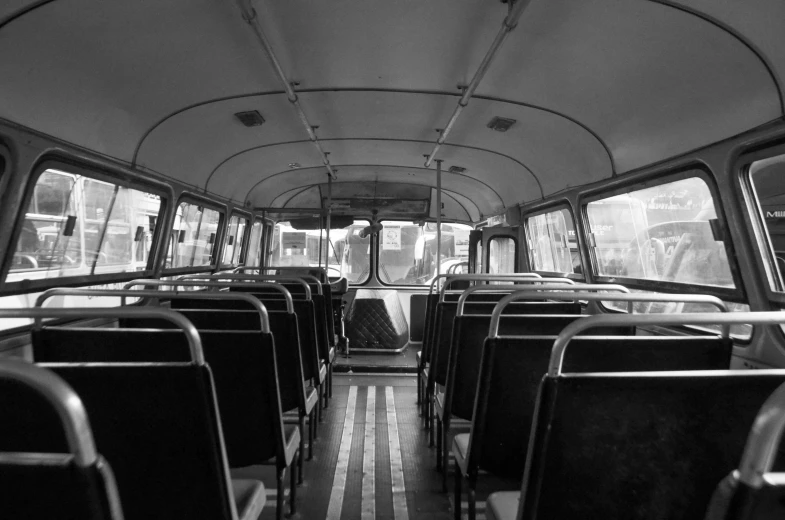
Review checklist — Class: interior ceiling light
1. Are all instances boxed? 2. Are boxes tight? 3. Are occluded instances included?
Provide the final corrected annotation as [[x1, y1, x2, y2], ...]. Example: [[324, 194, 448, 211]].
[[448, 165, 466, 173], [234, 110, 265, 127], [487, 116, 516, 132], [288, 163, 301, 169]]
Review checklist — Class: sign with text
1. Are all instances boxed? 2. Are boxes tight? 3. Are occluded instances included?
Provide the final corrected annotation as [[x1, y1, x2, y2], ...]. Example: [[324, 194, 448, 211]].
[[382, 226, 401, 250]]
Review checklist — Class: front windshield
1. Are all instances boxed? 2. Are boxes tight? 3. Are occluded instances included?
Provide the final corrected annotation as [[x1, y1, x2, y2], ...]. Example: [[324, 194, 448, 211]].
[[269, 219, 370, 282], [378, 221, 472, 285]]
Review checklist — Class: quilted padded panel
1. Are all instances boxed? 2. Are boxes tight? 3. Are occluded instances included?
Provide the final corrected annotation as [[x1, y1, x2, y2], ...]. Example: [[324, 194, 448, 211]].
[[346, 289, 409, 350]]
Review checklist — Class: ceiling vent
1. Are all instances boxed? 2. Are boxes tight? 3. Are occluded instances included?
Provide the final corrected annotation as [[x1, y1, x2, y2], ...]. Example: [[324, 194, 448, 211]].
[[234, 110, 265, 127], [487, 116, 516, 132], [448, 165, 466, 174]]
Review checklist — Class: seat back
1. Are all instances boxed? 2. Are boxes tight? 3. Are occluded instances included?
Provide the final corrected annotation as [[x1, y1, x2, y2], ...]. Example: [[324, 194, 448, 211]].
[[33, 328, 192, 362], [0, 360, 123, 520], [519, 372, 785, 520], [446, 314, 607, 423], [259, 298, 324, 380], [47, 363, 235, 520], [430, 301, 582, 387], [32, 326, 287, 468], [467, 335, 733, 482]]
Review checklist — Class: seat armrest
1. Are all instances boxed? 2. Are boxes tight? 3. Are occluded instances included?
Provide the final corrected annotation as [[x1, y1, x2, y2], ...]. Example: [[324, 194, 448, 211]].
[[232, 478, 266, 520]]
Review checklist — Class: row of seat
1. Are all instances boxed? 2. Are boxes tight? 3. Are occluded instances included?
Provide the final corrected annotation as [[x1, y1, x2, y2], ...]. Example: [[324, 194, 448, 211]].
[[0, 269, 340, 520], [416, 274, 785, 520]]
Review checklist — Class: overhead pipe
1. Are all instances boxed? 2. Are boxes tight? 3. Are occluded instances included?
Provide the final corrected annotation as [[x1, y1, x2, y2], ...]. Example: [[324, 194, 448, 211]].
[[424, 0, 531, 168], [233, 0, 337, 180]]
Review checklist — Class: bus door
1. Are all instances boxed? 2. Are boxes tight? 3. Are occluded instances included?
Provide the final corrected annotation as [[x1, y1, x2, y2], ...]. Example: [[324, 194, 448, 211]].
[[467, 229, 483, 274], [481, 226, 523, 274]]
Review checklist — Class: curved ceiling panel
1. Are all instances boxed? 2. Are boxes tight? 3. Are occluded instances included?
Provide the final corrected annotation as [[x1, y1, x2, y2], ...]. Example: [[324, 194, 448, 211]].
[[274, 183, 473, 222], [247, 165, 499, 219], [0, 0, 280, 161], [269, 182, 479, 222], [215, 140, 536, 210], [135, 91, 607, 198], [478, 0, 779, 172], [669, 0, 785, 101], [256, 0, 506, 93]]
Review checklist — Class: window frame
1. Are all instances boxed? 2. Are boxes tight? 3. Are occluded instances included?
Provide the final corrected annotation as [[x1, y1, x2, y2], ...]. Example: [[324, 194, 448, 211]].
[[2, 159, 170, 296], [485, 234, 519, 275], [375, 220, 473, 287], [523, 203, 585, 279], [244, 217, 265, 268], [161, 193, 225, 276], [738, 142, 785, 304], [579, 165, 746, 302], [220, 210, 252, 268]]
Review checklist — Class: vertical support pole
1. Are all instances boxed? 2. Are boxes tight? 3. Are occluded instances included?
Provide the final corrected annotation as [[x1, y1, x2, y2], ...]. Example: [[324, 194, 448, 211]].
[[435, 159, 443, 278], [260, 210, 267, 271], [326, 175, 332, 276]]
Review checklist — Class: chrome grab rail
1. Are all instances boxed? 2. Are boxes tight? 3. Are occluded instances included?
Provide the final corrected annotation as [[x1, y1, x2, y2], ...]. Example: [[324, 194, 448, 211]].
[[124, 279, 295, 314], [219, 273, 322, 295], [457, 283, 630, 316], [542, 309, 785, 378], [491, 291, 729, 341], [428, 272, 541, 298], [235, 265, 329, 283], [182, 273, 314, 299], [34, 288, 270, 334], [0, 357, 98, 467], [5, 307, 204, 365], [447, 262, 469, 275], [738, 380, 785, 488], [439, 275, 572, 302]]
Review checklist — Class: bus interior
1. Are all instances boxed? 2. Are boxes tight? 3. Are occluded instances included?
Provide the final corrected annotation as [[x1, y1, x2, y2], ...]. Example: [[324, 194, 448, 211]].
[[1, 1, 785, 519]]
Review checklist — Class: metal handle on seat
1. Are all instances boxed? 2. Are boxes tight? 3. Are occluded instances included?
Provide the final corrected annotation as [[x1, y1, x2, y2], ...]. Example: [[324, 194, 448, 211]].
[[458, 283, 630, 316], [738, 381, 785, 488], [2, 307, 205, 365], [428, 272, 541, 297], [34, 288, 270, 334], [439, 275, 572, 302], [490, 292, 728, 341], [125, 279, 295, 314], [0, 358, 98, 467], [447, 262, 469, 274], [235, 265, 329, 283], [545, 309, 783, 377], [182, 274, 314, 299]]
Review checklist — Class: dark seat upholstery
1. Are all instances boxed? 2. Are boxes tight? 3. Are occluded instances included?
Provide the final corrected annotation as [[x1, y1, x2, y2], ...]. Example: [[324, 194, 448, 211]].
[[46, 363, 260, 520], [512, 372, 785, 520], [453, 335, 733, 520], [33, 324, 302, 517], [0, 361, 123, 520], [436, 314, 624, 478], [425, 300, 581, 445]]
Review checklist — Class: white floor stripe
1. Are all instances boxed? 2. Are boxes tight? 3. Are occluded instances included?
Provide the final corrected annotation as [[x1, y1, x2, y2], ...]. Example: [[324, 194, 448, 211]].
[[386, 386, 409, 520], [361, 386, 376, 520], [326, 386, 358, 519]]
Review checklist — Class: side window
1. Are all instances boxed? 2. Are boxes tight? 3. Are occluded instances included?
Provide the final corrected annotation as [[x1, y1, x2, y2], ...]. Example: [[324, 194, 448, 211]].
[[166, 201, 221, 269], [748, 153, 785, 291], [245, 220, 264, 267], [586, 175, 735, 288], [525, 207, 579, 274], [488, 236, 517, 274], [221, 214, 249, 266], [8, 168, 163, 279]]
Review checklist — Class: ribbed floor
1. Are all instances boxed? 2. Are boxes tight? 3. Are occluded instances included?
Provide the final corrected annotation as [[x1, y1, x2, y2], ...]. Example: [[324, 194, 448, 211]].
[[235, 373, 512, 519]]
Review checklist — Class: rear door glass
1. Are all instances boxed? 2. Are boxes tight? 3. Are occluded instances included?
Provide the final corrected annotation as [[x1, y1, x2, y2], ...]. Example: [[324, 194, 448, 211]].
[[526, 207, 579, 274]]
